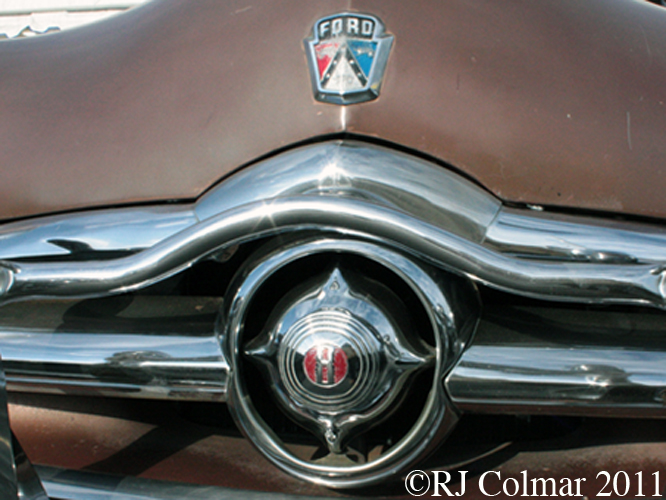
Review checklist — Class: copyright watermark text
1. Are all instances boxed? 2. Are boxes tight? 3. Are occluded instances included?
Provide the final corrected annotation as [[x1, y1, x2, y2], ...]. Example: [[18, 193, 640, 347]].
[[405, 470, 663, 497]]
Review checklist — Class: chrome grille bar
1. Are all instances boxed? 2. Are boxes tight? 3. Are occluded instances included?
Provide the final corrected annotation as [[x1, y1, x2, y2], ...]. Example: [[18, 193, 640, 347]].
[[447, 345, 666, 416], [0, 331, 227, 401], [0, 295, 226, 402]]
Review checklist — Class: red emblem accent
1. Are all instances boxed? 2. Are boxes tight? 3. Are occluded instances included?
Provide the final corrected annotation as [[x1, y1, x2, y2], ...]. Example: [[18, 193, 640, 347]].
[[304, 345, 348, 386], [314, 42, 340, 79]]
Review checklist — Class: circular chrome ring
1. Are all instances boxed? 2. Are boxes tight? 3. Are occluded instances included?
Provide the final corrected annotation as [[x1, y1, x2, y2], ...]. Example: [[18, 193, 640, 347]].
[[222, 238, 461, 488], [278, 310, 380, 410]]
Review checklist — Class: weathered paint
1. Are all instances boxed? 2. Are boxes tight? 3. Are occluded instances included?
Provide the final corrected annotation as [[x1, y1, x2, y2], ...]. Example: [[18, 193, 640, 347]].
[[0, 0, 666, 220]]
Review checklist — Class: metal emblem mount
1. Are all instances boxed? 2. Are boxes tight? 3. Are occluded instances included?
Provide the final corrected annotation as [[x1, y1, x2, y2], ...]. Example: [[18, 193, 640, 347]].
[[305, 13, 394, 105]]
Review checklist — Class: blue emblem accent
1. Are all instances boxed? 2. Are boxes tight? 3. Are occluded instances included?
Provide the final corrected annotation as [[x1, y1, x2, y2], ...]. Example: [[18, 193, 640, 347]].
[[348, 40, 378, 79], [305, 13, 394, 105]]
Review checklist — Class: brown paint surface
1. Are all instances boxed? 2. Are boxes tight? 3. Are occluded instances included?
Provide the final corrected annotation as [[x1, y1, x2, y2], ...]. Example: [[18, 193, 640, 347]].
[[1, 0, 666, 220]]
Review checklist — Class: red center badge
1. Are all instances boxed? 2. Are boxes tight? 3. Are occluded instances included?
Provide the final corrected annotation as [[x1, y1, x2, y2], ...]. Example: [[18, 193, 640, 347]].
[[304, 345, 348, 387]]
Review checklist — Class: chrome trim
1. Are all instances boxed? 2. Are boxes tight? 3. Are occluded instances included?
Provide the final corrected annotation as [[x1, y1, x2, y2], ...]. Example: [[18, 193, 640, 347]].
[[11, 437, 48, 499], [0, 354, 18, 500], [36, 466, 337, 500], [4, 141, 665, 270], [0, 296, 227, 402], [194, 141, 500, 243], [2, 196, 666, 308], [0, 141, 500, 261], [0, 331, 227, 401], [224, 238, 469, 488], [0, 354, 49, 499], [0, 206, 197, 260], [486, 207, 666, 264], [447, 345, 666, 416], [445, 301, 666, 416], [245, 265, 434, 454], [1, 142, 666, 308], [2, 140, 666, 490], [1, 141, 666, 414]]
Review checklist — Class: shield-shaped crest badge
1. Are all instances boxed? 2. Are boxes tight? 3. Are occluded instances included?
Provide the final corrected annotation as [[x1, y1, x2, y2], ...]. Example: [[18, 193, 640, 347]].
[[305, 13, 394, 105]]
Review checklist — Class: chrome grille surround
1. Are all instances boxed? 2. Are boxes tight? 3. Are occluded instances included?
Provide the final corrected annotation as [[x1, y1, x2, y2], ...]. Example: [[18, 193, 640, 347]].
[[1, 141, 666, 489]]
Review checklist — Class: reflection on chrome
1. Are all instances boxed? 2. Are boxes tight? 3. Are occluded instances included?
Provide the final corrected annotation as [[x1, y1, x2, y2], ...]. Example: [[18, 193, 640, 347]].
[[0, 142, 666, 310], [2, 196, 666, 308], [1, 141, 666, 487], [448, 346, 666, 414], [0, 331, 227, 401], [222, 238, 473, 488], [0, 354, 49, 499]]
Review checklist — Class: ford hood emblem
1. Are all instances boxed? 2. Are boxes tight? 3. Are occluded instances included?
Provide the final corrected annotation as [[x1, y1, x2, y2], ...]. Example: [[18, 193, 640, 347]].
[[305, 13, 394, 105]]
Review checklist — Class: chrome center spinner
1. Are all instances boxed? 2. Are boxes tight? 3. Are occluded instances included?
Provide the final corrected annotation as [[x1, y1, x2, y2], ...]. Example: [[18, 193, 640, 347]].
[[223, 238, 479, 488], [245, 267, 431, 453]]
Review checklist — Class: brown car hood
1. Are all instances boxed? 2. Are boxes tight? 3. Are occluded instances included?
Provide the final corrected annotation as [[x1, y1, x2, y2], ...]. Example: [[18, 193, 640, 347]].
[[1, 0, 666, 221]]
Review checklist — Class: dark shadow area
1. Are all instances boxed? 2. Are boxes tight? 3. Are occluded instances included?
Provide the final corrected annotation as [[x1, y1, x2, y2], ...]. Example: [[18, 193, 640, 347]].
[[82, 424, 215, 476]]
